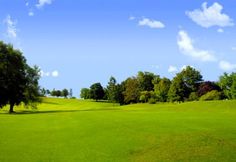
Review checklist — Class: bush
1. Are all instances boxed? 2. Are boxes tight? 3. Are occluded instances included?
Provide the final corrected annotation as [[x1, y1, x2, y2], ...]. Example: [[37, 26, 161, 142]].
[[199, 90, 222, 101], [148, 98, 156, 104], [188, 92, 199, 101]]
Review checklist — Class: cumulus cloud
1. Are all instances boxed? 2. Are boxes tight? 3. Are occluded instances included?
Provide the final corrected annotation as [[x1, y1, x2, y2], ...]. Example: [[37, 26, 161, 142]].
[[52, 70, 59, 77], [168, 66, 178, 73], [138, 18, 165, 29], [219, 60, 236, 71], [4, 15, 17, 39], [177, 30, 216, 62], [186, 2, 234, 28], [36, 0, 53, 8]]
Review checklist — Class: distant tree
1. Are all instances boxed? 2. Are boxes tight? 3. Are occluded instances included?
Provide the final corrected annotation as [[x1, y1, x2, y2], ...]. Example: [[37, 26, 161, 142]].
[[46, 89, 51, 96], [0, 41, 41, 113], [154, 77, 171, 102], [123, 77, 140, 104], [51, 89, 56, 97], [80, 88, 90, 99], [40, 88, 46, 97], [62, 89, 69, 98], [69, 88, 73, 98], [51, 89, 61, 97], [107, 76, 118, 103], [137, 71, 157, 91], [90, 83, 105, 101], [197, 81, 221, 97], [55, 90, 62, 97]]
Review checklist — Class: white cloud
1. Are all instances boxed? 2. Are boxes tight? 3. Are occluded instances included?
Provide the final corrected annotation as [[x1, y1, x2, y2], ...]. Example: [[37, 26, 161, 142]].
[[138, 18, 165, 29], [129, 16, 135, 20], [186, 2, 234, 28], [219, 60, 236, 71], [217, 28, 224, 33], [40, 70, 59, 77], [4, 15, 17, 39], [28, 11, 34, 16], [177, 30, 216, 62], [168, 66, 178, 73], [52, 70, 59, 77], [36, 0, 53, 8]]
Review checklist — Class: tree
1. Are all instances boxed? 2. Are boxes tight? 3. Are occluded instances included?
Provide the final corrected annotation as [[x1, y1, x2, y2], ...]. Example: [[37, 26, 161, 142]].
[[168, 66, 202, 102], [137, 71, 157, 91], [0, 41, 41, 113], [123, 77, 140, 104], [218, 72, 236, 99], [80, 88, 90, 99], [168, 75, 185, 102], [90, 83, 105, 101], [107, 76, 118, 103], [154, 77, 171, 102], [62, 89, 69, 98]]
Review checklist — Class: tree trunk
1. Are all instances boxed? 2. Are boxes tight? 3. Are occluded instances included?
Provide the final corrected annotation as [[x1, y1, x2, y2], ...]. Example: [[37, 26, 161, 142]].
[[9, 103, 15, 113]]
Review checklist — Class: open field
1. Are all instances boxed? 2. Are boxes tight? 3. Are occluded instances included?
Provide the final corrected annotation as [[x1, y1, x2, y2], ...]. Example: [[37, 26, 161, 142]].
[[1, 98, 236, 162]]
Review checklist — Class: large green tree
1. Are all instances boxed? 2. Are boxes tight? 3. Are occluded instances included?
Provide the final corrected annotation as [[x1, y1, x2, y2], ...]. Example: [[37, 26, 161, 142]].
[[218, 72, 236, 99], [154, 77, 171, 102], [168, 66, 202, 102], [90, 83, 105, 101], [137, 71, 157, 91], [0, 41, 41, 113], [123, 77, 140, 104], [80, 88, 90, 99]]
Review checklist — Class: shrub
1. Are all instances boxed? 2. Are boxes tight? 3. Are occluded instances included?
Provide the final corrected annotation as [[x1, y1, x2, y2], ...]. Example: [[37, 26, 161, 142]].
[[188, 92, 199, 101], [199, 90, 222, 101], [148, 98, 156, 104]]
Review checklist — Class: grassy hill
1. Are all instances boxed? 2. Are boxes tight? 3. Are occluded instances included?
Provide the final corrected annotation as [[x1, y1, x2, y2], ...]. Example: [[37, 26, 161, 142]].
[[1, 98, 236, 162]]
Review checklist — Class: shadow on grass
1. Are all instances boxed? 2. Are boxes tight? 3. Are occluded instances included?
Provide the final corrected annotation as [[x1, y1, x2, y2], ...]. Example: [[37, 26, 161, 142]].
[[0, 108, 122, 115]]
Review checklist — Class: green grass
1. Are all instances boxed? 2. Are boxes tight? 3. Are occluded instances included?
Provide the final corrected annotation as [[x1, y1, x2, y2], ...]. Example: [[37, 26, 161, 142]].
[[1, 98, 236, 162]]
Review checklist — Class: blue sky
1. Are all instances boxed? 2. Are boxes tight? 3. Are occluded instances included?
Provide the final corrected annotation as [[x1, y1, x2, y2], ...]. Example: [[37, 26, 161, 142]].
[[1, 0, 236, 97]]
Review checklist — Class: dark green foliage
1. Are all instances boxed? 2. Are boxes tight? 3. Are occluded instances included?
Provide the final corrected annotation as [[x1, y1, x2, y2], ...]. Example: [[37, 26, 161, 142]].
[[137, 71, 157, 91], [154, 77, 171, 102], [139, 91, 153, 103], [90, 83, 105, 101], [188, 92, 199, 101], [168, 75, 186, 102], [123, 77, 140, 104], [148, 98, 156, 104], [168, 66, 202, 102], [62, 89, 69, 98], [0, 41, 41, 112], [80, 88, 90, 99], [199, 90, 222, 101]]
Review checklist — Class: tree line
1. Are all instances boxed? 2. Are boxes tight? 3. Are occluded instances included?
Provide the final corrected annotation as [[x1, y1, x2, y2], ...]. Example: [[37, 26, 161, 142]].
[[40, 88, 74, 98], [80, 67, 236, 105]]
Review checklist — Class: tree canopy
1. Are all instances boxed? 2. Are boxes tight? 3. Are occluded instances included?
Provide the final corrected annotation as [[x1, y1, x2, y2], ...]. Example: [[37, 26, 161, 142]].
[[0, 41, 41, 113]]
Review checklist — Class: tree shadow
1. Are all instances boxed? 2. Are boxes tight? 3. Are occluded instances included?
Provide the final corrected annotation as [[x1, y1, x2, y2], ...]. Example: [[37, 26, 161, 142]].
[[0, 108, 122, 115]]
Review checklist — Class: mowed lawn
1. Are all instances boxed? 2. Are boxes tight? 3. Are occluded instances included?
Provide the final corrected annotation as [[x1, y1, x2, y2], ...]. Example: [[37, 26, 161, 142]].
[[1, 98, 236, 162]]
